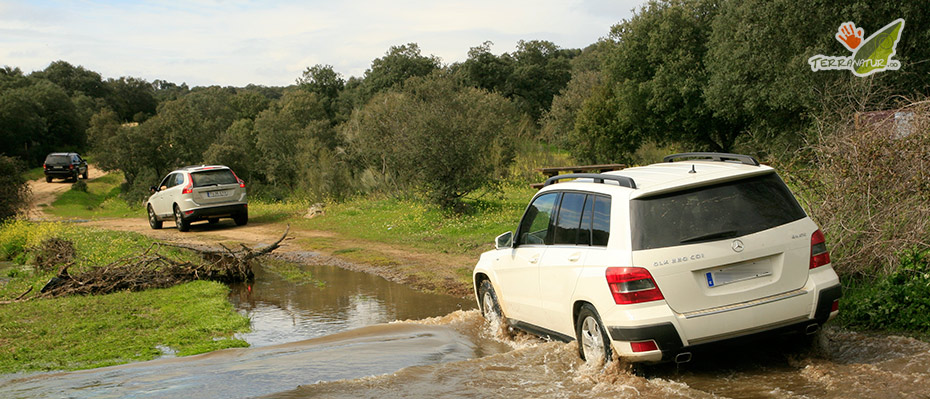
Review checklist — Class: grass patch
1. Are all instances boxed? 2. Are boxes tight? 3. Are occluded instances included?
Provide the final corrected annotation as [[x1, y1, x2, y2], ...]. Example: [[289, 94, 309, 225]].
[[48, 172, 140, 219], [0, 280, 249, 373], [0, 220, 250, 373], [293, 182, 537, 258], [22, 167, 45, 181]]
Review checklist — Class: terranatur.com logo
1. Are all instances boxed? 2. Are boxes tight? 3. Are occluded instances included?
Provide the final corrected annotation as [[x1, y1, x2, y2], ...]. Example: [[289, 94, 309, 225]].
[[808, 19, 904, 77]]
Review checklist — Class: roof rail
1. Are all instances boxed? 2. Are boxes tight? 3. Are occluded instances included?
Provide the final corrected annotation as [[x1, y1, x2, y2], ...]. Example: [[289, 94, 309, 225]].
[[544, 173, 637, 189], [663, 152, 760, 166]]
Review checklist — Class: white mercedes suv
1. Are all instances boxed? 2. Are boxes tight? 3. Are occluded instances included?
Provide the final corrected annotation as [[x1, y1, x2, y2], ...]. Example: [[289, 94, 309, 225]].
[[473, 153, 841, 365], [146, 165, 248, 232]]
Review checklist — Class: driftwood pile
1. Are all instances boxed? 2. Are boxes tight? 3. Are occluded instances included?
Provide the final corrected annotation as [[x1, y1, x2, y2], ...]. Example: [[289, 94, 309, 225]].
[[3, 226, 289, 303]]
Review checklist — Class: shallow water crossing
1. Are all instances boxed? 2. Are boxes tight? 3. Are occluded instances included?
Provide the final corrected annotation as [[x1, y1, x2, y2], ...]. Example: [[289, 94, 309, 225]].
[[2, 260, 930, 398]]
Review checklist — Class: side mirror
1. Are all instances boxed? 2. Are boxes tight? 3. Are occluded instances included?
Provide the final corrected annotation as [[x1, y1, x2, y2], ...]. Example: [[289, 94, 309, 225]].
[[150, 186, 157, 194], [495, 231, 513, 250]]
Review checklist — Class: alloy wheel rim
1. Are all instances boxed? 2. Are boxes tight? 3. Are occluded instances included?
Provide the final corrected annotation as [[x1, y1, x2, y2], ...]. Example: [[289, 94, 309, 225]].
[[581, 316, 605, 363]]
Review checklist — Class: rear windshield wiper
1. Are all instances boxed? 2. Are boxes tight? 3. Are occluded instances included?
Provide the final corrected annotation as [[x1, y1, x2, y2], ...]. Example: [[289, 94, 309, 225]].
[[680, 230, 738, 244]]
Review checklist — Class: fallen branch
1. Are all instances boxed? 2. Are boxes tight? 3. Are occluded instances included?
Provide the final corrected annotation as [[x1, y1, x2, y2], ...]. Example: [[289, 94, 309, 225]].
[[2, 227, 290, 302]]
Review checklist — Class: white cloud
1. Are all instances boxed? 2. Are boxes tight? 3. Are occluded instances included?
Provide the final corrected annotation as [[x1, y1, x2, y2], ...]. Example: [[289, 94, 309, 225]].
[[0, 0, 641, 86]]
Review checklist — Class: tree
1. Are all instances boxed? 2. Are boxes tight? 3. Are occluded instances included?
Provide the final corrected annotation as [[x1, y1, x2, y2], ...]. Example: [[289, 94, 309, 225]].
[[362, 43, 440, 99], [30, 60, 108, 98], [105, 77, 157, 122], [344, 72, 519, 209], [296, 64, 345, 120], [0, 156, 30, 221], [458, 41, 514, 94], [507, 40, 576, 121]]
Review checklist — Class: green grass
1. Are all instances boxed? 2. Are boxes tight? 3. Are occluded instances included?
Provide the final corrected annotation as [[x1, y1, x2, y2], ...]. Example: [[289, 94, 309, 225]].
[[0, 281, 249, 373], [0, 221, 250, 373], [22, 167, 45, 181], [48, 172, 141, 219], [292, 182, 538, 257]]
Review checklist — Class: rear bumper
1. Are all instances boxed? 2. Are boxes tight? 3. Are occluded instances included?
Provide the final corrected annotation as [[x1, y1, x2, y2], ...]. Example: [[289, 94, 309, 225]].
[[182, 203, 247, 222], [44, 169, 77, 177], [604, 267, 842, 363]]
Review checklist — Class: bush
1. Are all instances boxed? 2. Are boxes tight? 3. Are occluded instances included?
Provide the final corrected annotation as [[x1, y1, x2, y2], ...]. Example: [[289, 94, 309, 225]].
[[344, 72, 521, 209], [0, 155, 30, 221], [789, 102, 930, 276], [839, 249, 930, 334], [71, 179, 88, 193]]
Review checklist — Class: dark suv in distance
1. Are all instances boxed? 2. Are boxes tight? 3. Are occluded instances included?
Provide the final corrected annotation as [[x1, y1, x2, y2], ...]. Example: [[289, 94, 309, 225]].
[[43, 152, 88, 182]]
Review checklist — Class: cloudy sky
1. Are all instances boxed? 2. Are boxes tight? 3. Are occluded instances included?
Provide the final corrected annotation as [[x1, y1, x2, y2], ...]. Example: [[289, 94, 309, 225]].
[[1, 0, 644, 87]]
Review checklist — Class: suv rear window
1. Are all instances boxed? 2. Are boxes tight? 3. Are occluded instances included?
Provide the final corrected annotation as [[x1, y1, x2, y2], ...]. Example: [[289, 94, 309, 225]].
[[630, 173, 806, 250], [191, 169, 238, 188], [45, 155, 71, 164]]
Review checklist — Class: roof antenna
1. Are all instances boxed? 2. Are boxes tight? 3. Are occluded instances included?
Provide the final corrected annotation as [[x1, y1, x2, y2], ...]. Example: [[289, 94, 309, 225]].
[[689, 164, 697, 174]]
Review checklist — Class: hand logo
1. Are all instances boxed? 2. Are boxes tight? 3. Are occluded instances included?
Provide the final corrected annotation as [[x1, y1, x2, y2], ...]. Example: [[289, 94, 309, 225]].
[[836, 22, 864, 52]]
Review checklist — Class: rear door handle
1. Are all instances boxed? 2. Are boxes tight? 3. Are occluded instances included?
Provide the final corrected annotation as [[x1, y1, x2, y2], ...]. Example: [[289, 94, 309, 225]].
[[568, 252, 582, 262], [528, 255, 540, 264]]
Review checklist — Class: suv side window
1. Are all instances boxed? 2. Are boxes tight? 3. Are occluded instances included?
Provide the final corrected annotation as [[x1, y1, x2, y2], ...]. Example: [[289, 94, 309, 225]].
[[592, 195, 611, 246], [517, 193, 559, 246], [553, 192, 586, 245], [159, 174, 174, 190], [174, 173, 185, 187]]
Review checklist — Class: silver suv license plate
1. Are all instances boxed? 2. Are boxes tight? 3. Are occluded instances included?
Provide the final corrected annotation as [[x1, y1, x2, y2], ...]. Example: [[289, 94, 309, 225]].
[[206, 190, 231, 198]]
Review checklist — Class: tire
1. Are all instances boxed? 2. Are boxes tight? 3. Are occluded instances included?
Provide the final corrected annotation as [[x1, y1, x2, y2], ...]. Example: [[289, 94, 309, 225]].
[[148, 205, 163, 229], [207, 218, 219, 225], [174, 205, 190, 232], [575, 304, 612, 365], [233, 210, 248, 226], [46, 175, 52, 183], [478, 279, 503, 323], [70, 173, 78, 182], [82, 169, 88, 179]]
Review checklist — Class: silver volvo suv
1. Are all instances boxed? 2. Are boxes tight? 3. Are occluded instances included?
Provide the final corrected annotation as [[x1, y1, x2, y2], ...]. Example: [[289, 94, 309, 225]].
[[146, 165, 248, 232]]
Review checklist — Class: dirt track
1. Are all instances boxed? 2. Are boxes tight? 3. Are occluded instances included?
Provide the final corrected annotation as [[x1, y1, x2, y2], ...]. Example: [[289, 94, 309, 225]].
[[25, 165, 108, 220]]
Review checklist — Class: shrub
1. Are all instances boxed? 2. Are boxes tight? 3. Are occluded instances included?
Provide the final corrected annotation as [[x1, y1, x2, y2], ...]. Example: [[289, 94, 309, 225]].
[[344, 72, 521, 209], [839, 249, 930, 334], [789, 102, 930, 276], [0, 156, 30, 221], [71, 179, 88, 193]]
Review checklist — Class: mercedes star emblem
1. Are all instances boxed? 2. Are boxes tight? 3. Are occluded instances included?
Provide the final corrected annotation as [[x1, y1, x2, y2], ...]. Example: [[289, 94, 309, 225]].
[[732, 239, 744, 253]]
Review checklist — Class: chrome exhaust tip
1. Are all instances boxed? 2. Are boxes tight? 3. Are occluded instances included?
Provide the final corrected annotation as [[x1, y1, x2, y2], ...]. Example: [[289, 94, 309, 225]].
[[674, 352, 692, 364], [805, 323, 820, 335]]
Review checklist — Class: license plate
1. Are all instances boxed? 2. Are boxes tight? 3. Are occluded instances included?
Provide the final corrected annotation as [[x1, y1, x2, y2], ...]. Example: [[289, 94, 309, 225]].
[[705, 261, 772, 287], [206, 190, 231, 198]]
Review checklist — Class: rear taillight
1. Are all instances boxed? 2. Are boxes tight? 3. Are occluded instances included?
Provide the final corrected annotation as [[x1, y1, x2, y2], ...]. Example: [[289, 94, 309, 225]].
[[68, 164, 74, 170], [43, 163, 47, 170], [830, 299, 839, 313], [181, 173, 193, 194], [230, 170, 245, 188], [810, 229, 831, 269], [606, 267, 664, 305]]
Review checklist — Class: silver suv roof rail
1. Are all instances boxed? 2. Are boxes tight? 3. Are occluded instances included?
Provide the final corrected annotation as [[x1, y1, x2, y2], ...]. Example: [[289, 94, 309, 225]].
[[663, 152, 760, 166], [544, 173, 637, 189]]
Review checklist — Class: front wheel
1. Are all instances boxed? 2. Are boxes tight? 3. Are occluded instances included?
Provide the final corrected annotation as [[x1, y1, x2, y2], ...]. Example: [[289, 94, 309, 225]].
[[174, 205, 190, 232], [478, 280, 503, 323], [575, 304, 612, 365], [148, 205, 163, 229]]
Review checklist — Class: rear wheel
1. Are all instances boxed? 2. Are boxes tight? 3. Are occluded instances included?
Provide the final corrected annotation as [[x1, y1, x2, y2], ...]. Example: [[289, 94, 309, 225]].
[[82, 169, 88, 179], [45, 175, 52, 183], [576, 304, 612, 365], [148, 205, 163, 229], [174, 205, 190, 232], [233, 211, 248, 226]]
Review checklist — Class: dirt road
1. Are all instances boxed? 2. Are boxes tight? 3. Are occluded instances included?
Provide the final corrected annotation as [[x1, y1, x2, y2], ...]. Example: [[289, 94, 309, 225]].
[[25, 165, 108, 220]]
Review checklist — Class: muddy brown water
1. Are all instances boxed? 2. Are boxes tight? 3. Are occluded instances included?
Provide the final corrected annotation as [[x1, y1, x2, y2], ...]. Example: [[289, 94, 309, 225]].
[[2, 260, 930, 398]]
